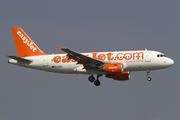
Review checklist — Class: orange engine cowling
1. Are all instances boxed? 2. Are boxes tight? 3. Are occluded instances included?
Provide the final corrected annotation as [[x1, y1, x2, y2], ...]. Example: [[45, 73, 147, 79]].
[[104, 63, 123, 74], [106, 71, 130, 81]]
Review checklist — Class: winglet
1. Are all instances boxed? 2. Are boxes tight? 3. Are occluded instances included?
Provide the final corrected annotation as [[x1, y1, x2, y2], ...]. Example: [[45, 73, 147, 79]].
[[57, 46, 63, 51]]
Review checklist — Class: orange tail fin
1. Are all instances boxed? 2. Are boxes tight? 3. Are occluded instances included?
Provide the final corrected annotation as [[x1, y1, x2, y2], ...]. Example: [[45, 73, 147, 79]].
[[11, 27, 47, 57]]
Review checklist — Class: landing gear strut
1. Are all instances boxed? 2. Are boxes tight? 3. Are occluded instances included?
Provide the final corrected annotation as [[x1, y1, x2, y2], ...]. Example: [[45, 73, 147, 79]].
[[88, 74, 102, 86], [147, 70, 152, 81]]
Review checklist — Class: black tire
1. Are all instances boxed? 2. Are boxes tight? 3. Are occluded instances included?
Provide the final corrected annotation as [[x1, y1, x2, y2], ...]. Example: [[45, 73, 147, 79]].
[[147, 77, 152, 81], [94, 80, 100, 86], [88, 75, 95, 82]]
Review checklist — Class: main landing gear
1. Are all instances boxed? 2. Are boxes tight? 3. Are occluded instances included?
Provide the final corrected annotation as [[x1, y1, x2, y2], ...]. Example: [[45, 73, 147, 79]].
[[88, 74, 102, 86], [147, 70, 152, 81]]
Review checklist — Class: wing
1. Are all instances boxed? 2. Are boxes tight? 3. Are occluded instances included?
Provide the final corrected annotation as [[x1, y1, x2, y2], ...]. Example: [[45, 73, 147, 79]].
[[57, 46, 104, 68]]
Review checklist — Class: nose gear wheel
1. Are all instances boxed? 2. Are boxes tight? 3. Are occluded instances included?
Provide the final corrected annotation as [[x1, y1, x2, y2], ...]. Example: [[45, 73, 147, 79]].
[[147, 70, 152, 81]]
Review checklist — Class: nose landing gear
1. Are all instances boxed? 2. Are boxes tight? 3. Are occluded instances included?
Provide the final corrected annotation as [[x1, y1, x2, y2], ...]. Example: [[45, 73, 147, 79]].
[[147, 70, 152, 81], [147, 77, 152, 81]]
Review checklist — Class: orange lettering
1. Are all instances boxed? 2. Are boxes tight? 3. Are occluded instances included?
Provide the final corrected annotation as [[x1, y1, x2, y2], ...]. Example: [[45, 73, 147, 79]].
[[62, 56, 70, 63], [124, 53, 132, 60], [106, 53, 114, 61], [116, 53, 123, 60], [53, 56, 61, 63], [92, 53, 97, 59], [133, 52, 144, 60], [97, 54, 106, 61]]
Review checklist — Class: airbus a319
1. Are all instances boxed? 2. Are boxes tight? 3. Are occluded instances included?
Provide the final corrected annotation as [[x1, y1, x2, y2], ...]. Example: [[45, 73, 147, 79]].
[[8, 28, 174, 86]]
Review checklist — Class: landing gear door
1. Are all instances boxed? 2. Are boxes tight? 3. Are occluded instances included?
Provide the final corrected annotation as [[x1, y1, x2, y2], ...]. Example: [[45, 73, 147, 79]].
[[145, 51, 151, 62]]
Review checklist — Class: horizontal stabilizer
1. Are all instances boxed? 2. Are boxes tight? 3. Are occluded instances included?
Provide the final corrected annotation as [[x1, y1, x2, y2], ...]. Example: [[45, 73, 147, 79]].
[[7, 56, 32, 63]]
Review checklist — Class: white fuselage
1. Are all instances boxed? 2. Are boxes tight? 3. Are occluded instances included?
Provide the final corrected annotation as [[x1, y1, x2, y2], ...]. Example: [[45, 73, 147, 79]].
[[8, 50, 174, 74]]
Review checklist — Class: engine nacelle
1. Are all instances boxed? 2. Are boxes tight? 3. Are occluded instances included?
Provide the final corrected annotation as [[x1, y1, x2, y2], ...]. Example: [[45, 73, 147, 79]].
[[99, 63, 123, 74], [106, 71, 130, 81]]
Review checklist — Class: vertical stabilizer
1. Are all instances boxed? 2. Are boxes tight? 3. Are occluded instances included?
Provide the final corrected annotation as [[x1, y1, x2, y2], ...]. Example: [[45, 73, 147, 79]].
[[11, 27, 47, 57]]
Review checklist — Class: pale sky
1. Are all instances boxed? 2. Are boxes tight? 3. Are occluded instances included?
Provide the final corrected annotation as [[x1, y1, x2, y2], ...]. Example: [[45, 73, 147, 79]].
[[1, 0, 180, 120]]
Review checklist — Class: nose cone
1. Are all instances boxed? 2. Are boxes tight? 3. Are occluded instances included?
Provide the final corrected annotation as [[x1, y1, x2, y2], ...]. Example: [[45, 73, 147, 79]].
[[167, 58, 174, 67]]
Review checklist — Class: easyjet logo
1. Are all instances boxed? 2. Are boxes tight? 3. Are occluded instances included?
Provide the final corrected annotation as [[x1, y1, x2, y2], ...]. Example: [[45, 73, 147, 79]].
[[53, 52, 144, 63], [108, 67, 118, 69], [17, 31, 37, 52]]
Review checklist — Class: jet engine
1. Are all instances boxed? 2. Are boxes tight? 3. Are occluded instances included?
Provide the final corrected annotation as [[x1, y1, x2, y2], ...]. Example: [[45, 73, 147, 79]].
[[98, 63, 123, 74], [106, 71, 130, 81]]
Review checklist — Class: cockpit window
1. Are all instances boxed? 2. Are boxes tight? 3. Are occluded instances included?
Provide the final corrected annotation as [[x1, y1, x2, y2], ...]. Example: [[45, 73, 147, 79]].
[[157, 54, 166, 57]]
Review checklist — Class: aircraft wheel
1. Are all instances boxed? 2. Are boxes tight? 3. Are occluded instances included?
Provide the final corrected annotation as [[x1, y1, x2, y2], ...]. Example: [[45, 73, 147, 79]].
[[147, 77, 152, 81], [88, 75, 95, 82], [94, 80, 100, 86]]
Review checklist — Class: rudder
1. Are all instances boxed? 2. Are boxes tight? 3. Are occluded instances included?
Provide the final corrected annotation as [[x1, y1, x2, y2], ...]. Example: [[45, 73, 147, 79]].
[[11, 27, 47, 57]]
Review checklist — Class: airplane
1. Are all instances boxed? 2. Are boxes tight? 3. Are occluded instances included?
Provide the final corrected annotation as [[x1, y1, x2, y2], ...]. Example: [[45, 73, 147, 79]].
[[8, 27, 174, 86]]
